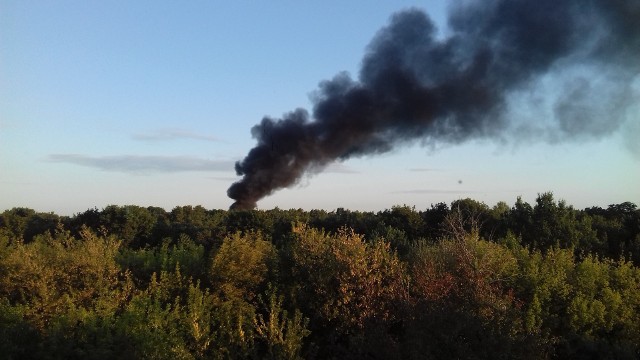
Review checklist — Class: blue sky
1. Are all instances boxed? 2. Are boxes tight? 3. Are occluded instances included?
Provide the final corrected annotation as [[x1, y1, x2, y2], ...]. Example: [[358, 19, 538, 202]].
[[1, 1, 638, 215]]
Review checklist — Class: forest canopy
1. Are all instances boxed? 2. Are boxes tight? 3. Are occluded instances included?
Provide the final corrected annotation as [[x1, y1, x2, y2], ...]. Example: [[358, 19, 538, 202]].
[[1, 193, 639, 359]]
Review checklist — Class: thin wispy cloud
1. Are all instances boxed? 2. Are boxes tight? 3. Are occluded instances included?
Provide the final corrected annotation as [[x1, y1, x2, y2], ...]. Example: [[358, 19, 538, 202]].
[[208, 176, 240, 182], [0, 181, 33, 185], [47, 154, 234, 174], [408, 168, 442, 172], [325, 163, 359, 174], [392, 189, 478, 195], [132, 128, 220, 142]]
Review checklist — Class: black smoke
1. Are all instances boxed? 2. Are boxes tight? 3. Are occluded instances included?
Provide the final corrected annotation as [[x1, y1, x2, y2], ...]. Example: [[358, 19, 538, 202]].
[[228, 0, 640, 210]]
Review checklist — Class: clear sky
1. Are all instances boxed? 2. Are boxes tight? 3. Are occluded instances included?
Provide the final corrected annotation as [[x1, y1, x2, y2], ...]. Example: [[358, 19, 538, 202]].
[[1, 1, 639, 215]]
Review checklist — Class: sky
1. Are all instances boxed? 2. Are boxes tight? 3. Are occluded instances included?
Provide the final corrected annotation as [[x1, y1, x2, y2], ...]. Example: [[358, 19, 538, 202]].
[[1, 1, 639, 215]]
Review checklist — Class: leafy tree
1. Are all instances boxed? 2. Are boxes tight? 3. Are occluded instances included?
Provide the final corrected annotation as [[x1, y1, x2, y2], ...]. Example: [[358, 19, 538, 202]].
[[587, 202, 640, 262], [117, 234, 207, 285], [284, 224, 407, 357], [488, 200, 512, 239], [0, 207, 61, 243], [407, 226, 544, 359], [511, 245, 640, 358], [99, 205, 157, 247], [68, 207, 103, 236], [531, 193, 601, 256], [379, 205, 426, 241], [0, 299, 39, 359], [420, 202, 450, 241], [450, 198, 490, 222], [1, 196, 640, 358], [508, 196, 534, 243], [0, 225, 131, 330], [254, 288, 311, 360], [210, 232, 278, 302], [225, 210, 274, 237], [114, 270, 200, 359], [169, 206, 227, 247]]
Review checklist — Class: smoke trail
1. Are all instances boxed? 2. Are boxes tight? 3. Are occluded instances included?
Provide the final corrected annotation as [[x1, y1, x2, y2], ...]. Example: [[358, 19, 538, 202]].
[[228, 0, 640, 210]]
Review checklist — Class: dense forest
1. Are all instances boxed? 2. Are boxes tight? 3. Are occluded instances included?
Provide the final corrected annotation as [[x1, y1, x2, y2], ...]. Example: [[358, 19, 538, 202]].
[[1, 193, 639, 359]]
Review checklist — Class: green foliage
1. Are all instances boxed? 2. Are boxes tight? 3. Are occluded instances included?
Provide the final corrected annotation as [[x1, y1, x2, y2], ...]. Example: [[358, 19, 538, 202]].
[[281, 223, 408, 357], [287, 224, 407, 331], [210, 232, 278, 301], [407, 233, 543, 359], [380, 205, 426, 240], [169, 205, 228, 247], [254, 288, 311, 360], [117, 234, 207, 284], [1, 197, 640, 359], [0, 225, 130, 329], [99, 205, 156, 247], [512, 246, 640, 358], [0, 207, 61, 243], [0, 226, 135, 359], [0, 298, 39, 359]]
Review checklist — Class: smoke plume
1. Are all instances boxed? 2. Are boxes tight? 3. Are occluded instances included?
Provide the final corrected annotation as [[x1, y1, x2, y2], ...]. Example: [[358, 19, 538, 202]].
[[228, 0, 640, 210]]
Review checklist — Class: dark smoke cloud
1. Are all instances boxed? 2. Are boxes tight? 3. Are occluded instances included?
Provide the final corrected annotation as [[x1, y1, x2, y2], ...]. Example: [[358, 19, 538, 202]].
[[228, 0, 640, 210]]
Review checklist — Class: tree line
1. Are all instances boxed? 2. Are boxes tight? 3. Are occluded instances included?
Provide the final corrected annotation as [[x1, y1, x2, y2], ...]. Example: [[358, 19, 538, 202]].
[[1, 193, 639, 359]]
